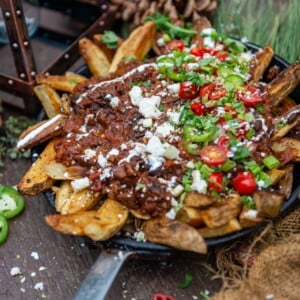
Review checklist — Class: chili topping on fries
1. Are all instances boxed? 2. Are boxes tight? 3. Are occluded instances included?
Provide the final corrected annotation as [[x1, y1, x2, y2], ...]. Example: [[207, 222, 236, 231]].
[[17, 16, 300, 254]]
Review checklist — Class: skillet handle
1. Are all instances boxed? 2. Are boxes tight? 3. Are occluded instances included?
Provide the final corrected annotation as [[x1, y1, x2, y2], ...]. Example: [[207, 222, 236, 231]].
[[73, 249, 134, 300]]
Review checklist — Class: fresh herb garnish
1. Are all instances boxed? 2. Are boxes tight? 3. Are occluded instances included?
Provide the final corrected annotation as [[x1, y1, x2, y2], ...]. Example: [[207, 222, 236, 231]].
[[145, 13, 196, 44], [101, 30, 119, 49], [242, 195, 256, 209], [178, 271, 193, 289], [199, 290, 210, 300]]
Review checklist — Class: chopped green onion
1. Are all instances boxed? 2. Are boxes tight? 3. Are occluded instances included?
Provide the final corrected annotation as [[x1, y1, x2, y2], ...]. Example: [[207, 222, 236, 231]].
[[242, 196, 256, 209], [220, 159, 236, 172], [263, 155, 280, 169]]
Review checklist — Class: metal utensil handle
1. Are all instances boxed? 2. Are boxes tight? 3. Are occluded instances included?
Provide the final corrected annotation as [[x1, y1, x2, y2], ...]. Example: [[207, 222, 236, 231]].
[[73, 249, 134, 300]]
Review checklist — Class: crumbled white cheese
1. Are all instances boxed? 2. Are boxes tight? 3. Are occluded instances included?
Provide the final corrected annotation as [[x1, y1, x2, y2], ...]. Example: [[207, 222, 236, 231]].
[[157, 37, 165, 46], [244, 209, 258, 218], [165, 208, 176, 219], [167, 83, 180, 94], [166, 109, 180, 124], [191, 170, 207, 193], [83, 149, 96, 160], [30, 272, 37, 277], [129, 85, 143, 105], [71, 177, 90, 192], [107, 148, 119, 157], [170, 184, 184, 197], [148, 155, 165, 171], [155, 122, 174, 138], [97, 153, 108, 168], [163, 145, 180, 160], [142, 118, 152, 128], [145, 136, 165, 156], [109, 96, 119, 108], [138, 95, 162, 119], [10, 267, 21, 276]]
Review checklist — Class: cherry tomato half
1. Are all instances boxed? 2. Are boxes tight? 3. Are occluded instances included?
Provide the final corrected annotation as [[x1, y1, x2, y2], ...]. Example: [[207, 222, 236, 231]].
[[167, 39, 185, 51], [190, 103, 205, 115], [152, 293, 176, 300], [200, 145, 227, 166], [179, 82, 199, 100], [208, 172, 224, 192], [232, 171, 257, 195], [236, 85, 262, 107], [200, 83, 226, 100]]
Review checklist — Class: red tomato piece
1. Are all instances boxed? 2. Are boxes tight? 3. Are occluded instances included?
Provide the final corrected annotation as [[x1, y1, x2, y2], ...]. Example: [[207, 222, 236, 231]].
[[179, 82, 199, 100], [167, 39, 185, 51], [199, 83, 226, 100], [232, 171, 257, 195], [208, 172, 224, 192], [190, 103, 205, 115], [215, 51, 228, 61], [200, 145, 227, 166], [190, 47, 215, 57], [152, 293, 176, 300], [236, 85, 262, 107], [217, 136, 230, 148]]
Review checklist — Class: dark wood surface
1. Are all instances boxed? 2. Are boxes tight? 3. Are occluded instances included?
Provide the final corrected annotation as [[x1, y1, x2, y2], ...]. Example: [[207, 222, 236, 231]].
[[0, 26, 222, 300]]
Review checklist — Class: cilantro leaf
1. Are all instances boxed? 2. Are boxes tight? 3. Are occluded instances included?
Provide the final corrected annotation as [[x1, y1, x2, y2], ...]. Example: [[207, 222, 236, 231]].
[[101, 30, 119, 49], [178, 271, 193, 289]]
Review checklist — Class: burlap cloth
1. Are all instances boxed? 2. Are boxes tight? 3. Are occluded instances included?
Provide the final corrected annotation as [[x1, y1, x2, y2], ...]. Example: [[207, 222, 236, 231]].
[[210, 203, 300, 300]]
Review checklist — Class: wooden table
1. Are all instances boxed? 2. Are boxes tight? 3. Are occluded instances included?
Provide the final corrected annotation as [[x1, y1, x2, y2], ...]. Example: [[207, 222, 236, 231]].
[[0, 33, 222, 300]]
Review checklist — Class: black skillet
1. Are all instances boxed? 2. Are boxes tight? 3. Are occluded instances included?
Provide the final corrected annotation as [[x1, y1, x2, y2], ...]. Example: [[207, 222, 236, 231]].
[[34, 41, 300, 300]]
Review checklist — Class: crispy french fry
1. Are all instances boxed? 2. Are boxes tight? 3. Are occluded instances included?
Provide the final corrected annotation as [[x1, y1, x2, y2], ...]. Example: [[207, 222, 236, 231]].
[[65, 71, 87, 82], [198, 219, 242, 238], [78, 37, 110, 77], [143, 217, 207, 254], [36, 74, 84, 93], [46, 199, 128, 240], [17, 138, 59, 196], [109, 21, 156, 73], [34, 84, 62, 118], [17, 114, 67, 151], [250, 46, 274, 83]]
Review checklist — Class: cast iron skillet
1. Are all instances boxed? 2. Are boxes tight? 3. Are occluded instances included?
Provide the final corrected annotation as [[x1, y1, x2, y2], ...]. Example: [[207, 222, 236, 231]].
[[35, 41, 300, 300]]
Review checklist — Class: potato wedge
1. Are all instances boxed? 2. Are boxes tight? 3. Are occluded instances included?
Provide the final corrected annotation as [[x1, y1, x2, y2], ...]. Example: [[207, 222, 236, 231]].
[[44, 162, 87, 180], [239, 207, 265, 228], [176, 206, 204, 227], [277, 164, 294, 199], [271, 104, 300, 141], [253, 191, 285, 217], [250, 46, 274, 83], [34, 84, 62, 118], [184, 192, 216, 208], [17, 138, 59, 196], [201, 195, 241, 228], [78, 37, 110, 77], [54, 180, 73, 213], [198, 219, 242, 238], [267, 61, 300, 106], [271, 137, 300, 161], [109, 21, 156, 73], [267, 168, 288, 186], [36, 74, 85, 93], [17, 114, 66, 151], [46, 198, 128, 240], [65, 71, 87, 82], [143, 217, 207, 254], [59, 187, 100, 215]]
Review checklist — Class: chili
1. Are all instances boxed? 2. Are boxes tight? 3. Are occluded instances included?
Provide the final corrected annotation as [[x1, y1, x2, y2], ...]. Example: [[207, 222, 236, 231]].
[[0, 185, 25, 219], [0, 215, 9, 245]]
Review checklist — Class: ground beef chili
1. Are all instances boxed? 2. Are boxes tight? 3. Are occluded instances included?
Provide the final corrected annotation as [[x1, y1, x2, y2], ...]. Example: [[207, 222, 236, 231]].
[[53, 34, 282, 218]]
